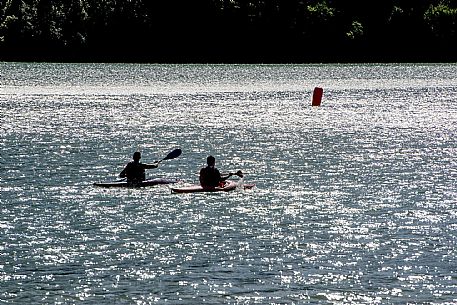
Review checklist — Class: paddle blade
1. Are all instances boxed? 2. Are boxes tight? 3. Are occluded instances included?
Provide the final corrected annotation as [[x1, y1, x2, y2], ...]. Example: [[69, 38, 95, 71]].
[[163, 148, 182, 161]]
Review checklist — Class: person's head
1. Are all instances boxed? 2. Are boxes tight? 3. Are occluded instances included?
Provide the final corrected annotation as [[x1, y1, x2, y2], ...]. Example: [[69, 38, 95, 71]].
[[206, 155, 215, 166], [133, 151, 141, 161]]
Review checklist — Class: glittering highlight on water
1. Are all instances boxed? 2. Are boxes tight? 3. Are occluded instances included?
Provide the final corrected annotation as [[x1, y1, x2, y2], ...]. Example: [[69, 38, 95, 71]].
[[1, 63, 456, 304]]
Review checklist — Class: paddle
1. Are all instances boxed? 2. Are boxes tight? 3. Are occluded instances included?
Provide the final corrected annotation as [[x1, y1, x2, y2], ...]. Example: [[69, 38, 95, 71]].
[[231, 170, 244, 178], [155, 148, 182, 165], [226, 170, 255, 190], [223, 170, 244, 178]]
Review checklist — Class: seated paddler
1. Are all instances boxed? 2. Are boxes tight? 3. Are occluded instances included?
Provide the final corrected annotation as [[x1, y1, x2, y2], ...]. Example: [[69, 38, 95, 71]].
[[119, 151, 158, 184], [199, 155, 242, 188]]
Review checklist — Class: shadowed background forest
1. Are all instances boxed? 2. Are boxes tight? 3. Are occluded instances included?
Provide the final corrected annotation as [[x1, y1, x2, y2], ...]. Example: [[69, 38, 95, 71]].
[[0, 0, 456, 62]]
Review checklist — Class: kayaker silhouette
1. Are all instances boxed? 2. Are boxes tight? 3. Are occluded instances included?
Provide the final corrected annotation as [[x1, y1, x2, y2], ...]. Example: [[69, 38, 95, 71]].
[[119, 151, 158, 184], [199, 155, 242, 188]]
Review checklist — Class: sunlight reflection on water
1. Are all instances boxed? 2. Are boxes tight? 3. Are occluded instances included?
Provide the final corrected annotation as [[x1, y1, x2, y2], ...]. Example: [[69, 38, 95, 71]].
[[1, 63, 456, 304]]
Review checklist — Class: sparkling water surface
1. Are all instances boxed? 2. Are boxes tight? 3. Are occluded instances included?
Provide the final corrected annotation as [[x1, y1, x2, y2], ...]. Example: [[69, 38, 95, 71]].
[[1, 63, 456, 304]]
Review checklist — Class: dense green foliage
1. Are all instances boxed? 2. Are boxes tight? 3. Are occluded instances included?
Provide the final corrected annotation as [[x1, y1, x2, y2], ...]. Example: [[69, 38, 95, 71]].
[[0, 0, 456, 62]]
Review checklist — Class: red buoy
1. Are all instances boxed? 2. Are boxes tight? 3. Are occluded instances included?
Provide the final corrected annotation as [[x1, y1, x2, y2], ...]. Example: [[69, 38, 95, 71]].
[[312, 87, 323, 106]]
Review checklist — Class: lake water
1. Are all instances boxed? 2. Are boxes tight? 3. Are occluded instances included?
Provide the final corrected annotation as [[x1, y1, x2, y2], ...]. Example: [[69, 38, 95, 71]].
[[1, 63, 456, 304]]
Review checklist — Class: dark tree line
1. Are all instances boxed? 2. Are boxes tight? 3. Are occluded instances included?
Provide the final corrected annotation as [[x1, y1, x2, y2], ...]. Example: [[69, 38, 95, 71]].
[[0, 0, 456, 62]]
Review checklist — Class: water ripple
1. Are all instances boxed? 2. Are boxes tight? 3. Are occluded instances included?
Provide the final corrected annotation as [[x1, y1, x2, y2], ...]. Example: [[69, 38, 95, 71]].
[[1, 63, 456, 304]]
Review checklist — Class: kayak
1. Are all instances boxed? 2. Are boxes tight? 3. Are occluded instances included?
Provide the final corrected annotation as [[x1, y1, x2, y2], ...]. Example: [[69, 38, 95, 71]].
[[171, 180, 255, 194], [94, 178, 178, 188]]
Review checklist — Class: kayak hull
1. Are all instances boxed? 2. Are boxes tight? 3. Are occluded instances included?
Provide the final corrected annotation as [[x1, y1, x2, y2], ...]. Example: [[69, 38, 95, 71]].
[[94, 178, 178, 188], [171, 181, 255, 193]]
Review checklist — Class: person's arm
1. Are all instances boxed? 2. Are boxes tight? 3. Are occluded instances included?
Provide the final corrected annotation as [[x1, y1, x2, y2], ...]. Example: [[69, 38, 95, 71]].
[[143, 162, 158, 169], [119, 163, 129, 178], [218, 169, 233, 182], [199, 168, 205, 186], [219, 170, 243, 181]]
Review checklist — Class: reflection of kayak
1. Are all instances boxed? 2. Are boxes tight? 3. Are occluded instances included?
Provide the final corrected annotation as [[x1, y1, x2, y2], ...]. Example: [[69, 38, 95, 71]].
[[94, 178, 178, 188], [171, 180, 255, 194]]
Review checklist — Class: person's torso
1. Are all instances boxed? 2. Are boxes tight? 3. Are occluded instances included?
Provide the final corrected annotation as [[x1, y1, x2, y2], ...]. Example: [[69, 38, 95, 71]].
[[200, 166, 220, 187], [126, 162, 146, 181]]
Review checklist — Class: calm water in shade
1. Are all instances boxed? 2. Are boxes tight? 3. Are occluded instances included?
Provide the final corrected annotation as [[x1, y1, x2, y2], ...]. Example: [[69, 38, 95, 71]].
[[1, 63, 456, 304]]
